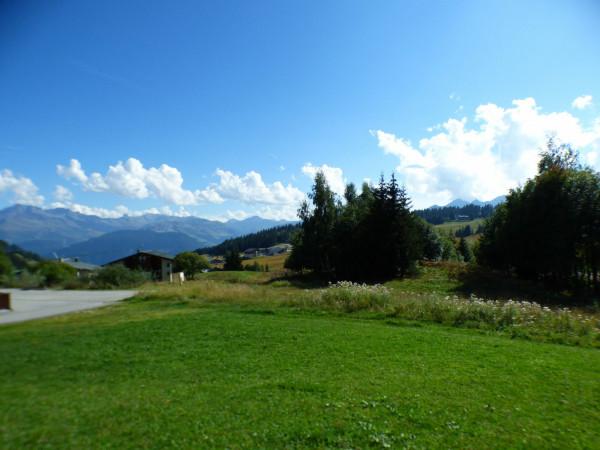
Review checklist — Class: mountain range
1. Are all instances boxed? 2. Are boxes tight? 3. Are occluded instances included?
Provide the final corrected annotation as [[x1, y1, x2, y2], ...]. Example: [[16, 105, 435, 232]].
[[0, 205, 294, 264], [428, 196, 506, 209]]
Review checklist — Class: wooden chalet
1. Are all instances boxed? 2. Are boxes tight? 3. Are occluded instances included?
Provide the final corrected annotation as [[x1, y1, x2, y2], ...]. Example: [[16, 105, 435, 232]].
[[104, 250, 175, 281]]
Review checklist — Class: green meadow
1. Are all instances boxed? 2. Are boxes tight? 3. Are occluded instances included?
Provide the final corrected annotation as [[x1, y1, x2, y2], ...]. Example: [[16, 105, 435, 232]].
[[1, 269, 599, 449]]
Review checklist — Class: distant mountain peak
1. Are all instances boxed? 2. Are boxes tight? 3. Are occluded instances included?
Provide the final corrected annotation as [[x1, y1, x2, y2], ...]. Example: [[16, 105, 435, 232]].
[[427, 196, 506, 210], [0, 205, 296, 258]]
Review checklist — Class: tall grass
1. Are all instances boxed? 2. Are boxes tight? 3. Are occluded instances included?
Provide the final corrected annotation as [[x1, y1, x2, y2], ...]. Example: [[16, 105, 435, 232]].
[[295, 281, 393, 312], [137, 273, 600, 347], [286, 282, 600, 347], [390, 294, 600, 346]]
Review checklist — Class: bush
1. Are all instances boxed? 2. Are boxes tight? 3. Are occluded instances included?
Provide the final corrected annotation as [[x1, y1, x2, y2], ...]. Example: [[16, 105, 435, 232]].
[[244, 261, 265, 272], [174, 252, 209, 279], [0, 251, 14, 285], [35, 261, 77, 287], [4, 270, 44, 289], [94, 264, 149, 289], [315, 281, 392, 312]]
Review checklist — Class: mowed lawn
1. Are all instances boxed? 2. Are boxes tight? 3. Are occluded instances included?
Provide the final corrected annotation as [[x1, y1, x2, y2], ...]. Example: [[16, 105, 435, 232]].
[[1, 296, 599, 449]]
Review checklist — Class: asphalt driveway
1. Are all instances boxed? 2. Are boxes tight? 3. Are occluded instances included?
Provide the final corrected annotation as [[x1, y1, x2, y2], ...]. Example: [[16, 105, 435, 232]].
[[0, 289, 136, 325]]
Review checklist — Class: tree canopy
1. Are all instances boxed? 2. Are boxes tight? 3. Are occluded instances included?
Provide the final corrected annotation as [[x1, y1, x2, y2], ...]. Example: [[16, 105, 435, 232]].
[[286, 172, 435, 281], [174, 252, 210, 279], [478, 139, 600, 294]]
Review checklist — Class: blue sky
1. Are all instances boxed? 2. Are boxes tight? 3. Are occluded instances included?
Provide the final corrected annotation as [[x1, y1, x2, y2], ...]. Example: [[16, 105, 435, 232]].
[[1, 0, 600, 219]]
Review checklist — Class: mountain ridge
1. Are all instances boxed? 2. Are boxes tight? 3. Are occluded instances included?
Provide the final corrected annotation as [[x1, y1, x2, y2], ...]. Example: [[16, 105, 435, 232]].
[[0, 205, 295, 259], [427, 196, 505, 209], [56, 230, 203, 265]]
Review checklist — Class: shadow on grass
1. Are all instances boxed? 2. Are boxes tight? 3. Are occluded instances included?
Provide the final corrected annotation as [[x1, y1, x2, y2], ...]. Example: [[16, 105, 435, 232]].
[[452, 265, 598, 307], [267, 273, 329, 290]]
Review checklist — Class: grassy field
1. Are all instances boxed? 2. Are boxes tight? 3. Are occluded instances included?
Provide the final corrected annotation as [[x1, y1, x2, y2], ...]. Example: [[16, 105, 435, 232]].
[[244, 252, 289, 271], [1, 270, 599, 449], [433, 218, 485, 235]]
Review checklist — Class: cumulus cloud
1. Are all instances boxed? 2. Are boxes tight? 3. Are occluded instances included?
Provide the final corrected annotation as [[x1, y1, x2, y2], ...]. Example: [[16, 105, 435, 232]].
[[49, 200, 193, 219], [373, 97, 600, 208], [208, 204, 300, 222], [54, 157, 306, 220], [53, 185, 73, 202], [572, 95, 593, 110], [212, 169, 305, 205], [56, 158, 306, 211], [0, 169, 44, 206], [57, 158, 224, 205], [301, 163, 347, 196]]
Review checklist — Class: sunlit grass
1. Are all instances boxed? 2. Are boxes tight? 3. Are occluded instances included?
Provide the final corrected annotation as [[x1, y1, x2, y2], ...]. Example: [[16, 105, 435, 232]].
[[243, 252, 289, 271], [138, 268, 600, 348], [433, 218, 485, 234], [1, 289, 599, 449]]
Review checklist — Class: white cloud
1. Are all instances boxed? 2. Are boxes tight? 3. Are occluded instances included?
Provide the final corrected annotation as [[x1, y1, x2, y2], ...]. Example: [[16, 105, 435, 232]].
[[0, 169, 44, 206], [301, 163, 347, 196], [374, 97, 600, 208], [49, 200, 193, 219], [212, 169, 305, 205], [56, 158, 307, 211], [208, 204, 299, 222], [572, 95, 593, 110], [57, 158, 224, 205], [56, 159, 88, 184], [53, 185, 73, 202]]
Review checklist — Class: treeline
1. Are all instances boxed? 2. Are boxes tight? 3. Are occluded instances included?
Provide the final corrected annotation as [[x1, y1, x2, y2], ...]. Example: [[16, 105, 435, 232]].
[[479, 139, 600, 294], [197, 224, 300, 256], [0, 240, 42, 270], [415, 204, 496, 224], [454, 223, 484, 238], [285, 173, 441, 281]]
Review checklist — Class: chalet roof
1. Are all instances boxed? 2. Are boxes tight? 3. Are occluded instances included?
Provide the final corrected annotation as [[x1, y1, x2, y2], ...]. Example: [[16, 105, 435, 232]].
[[104, 250, 175, 266], [61, 258, 100, 271], [138, 250, 175, 260]]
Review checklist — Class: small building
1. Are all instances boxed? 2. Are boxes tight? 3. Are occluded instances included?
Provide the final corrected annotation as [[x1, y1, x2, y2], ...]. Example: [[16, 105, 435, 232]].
[[242, 244, 292, 259], [104, 250, 174, 281], [60, 258, 100, 278], [242, 248, 260, 259], [266, 244, 292, 256]]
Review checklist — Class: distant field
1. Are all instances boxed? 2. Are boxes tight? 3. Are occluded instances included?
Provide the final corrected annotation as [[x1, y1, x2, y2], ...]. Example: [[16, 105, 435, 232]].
[[434, 218, 485, 234], [1, 270, 599, 449], [244, 252, 288, 271]]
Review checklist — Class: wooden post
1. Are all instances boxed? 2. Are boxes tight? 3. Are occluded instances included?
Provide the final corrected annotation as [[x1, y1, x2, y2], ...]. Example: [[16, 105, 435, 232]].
[[0, 292, 10, 310]]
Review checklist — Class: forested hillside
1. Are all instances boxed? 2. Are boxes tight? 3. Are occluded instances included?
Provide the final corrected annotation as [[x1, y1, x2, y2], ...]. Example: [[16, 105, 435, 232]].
[[415, 204, 496, 224], [0, 240, 43, 269], [197, 224, 300, 256]]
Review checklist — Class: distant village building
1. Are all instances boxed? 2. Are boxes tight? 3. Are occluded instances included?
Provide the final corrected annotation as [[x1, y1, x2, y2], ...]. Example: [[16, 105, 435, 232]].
[[266, 244, 292, 255], [242, 244, 292, 259], [104, 250, 174, 281], [60, 258, 100, 278], [242, 248, 260, 259]]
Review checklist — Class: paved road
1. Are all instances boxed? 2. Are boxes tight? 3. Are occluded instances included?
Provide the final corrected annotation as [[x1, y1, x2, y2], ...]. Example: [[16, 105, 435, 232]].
[[0, 289, 137, 325]]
